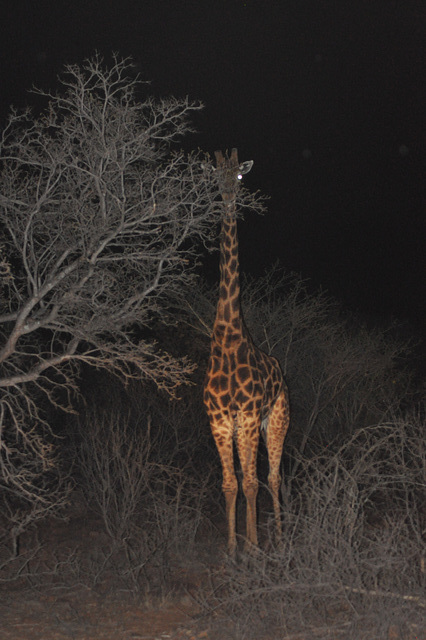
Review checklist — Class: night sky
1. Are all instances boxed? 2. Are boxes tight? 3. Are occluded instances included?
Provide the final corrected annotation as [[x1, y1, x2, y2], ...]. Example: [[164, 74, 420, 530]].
[[1, 1, 424, 325]]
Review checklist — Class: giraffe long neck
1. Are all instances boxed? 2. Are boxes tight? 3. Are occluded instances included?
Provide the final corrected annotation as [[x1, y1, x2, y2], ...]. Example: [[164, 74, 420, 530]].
[[213, 197, 244, 340]]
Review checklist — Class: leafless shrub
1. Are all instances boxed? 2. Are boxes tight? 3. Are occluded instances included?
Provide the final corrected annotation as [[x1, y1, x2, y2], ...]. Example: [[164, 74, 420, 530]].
[[1, 486, 69, 550], [203, 410, 425, 639], [75, 405, 211, 591], [246, 270, 412, 452], [126, 382, 216, 473], [0, 535, 44, 584], [0, 458, 71, 583]]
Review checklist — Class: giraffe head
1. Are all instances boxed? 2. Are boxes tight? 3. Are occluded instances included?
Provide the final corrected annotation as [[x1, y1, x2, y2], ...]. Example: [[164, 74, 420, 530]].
[[202, 149, 253, 209], [215, 148, 253, 205]]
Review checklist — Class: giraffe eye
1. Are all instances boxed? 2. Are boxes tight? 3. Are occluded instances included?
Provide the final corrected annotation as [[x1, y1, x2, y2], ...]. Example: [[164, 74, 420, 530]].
[[237, 174, 243, 180]]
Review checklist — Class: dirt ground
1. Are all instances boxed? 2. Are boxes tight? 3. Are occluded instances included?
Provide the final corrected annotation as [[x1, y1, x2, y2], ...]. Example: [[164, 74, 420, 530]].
[[1, 494, 423, 640], [0, 589, 205, 640], [0, 493, 226, 640]]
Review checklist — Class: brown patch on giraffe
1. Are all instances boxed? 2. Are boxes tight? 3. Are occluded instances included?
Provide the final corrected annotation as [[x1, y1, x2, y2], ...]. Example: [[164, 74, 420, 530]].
[[237, 365, 250, 382], [229, 280, 238, 298], [222, 302, 231, 323]]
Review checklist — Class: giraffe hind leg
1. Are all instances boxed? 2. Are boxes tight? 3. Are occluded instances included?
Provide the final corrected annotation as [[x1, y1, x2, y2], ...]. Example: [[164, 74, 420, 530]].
[[265, 390, 290, 544]]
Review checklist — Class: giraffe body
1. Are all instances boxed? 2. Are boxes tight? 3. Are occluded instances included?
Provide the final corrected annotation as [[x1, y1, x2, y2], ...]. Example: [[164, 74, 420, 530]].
[[204, 149, 290, 555]]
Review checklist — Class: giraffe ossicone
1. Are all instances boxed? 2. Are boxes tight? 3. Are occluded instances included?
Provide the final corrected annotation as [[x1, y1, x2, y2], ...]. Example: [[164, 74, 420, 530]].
[[203, 148, 290, 556], [201, 157, 253, 179]]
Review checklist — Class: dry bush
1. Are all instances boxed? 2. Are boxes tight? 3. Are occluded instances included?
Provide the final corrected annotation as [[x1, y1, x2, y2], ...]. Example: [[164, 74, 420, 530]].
[[74, 369, 220, 490], [127, 382, 217, 473], [74, 404, 212, 591], [0, 460, 71, 580], [204, 410, 425, 639], [243, 270, 412, 452]]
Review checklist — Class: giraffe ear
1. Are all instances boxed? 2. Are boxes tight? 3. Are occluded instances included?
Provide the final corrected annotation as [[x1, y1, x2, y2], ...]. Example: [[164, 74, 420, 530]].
[[238, 160, 254, 179]]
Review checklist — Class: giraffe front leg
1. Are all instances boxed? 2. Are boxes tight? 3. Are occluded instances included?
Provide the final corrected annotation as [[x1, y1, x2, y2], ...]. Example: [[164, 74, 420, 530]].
[[236, 419, 260, 552], [223, 479, 238, 557], [211, 423, 238, 556]]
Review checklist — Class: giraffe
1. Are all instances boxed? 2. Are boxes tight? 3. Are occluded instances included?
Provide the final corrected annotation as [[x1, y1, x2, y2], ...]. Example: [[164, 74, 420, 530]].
[[203, 148, 290, 556]]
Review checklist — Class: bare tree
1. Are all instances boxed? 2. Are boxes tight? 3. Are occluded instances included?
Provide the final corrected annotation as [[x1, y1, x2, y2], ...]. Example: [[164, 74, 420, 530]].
[[0, 54, 262, 501]]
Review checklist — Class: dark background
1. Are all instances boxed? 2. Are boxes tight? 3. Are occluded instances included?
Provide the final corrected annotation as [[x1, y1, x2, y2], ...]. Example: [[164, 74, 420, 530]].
[[1, 0, 424, 325]]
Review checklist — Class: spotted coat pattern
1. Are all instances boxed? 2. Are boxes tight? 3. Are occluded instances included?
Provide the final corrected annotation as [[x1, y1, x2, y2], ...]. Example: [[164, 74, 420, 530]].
[[203, 149, 290, 556]]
